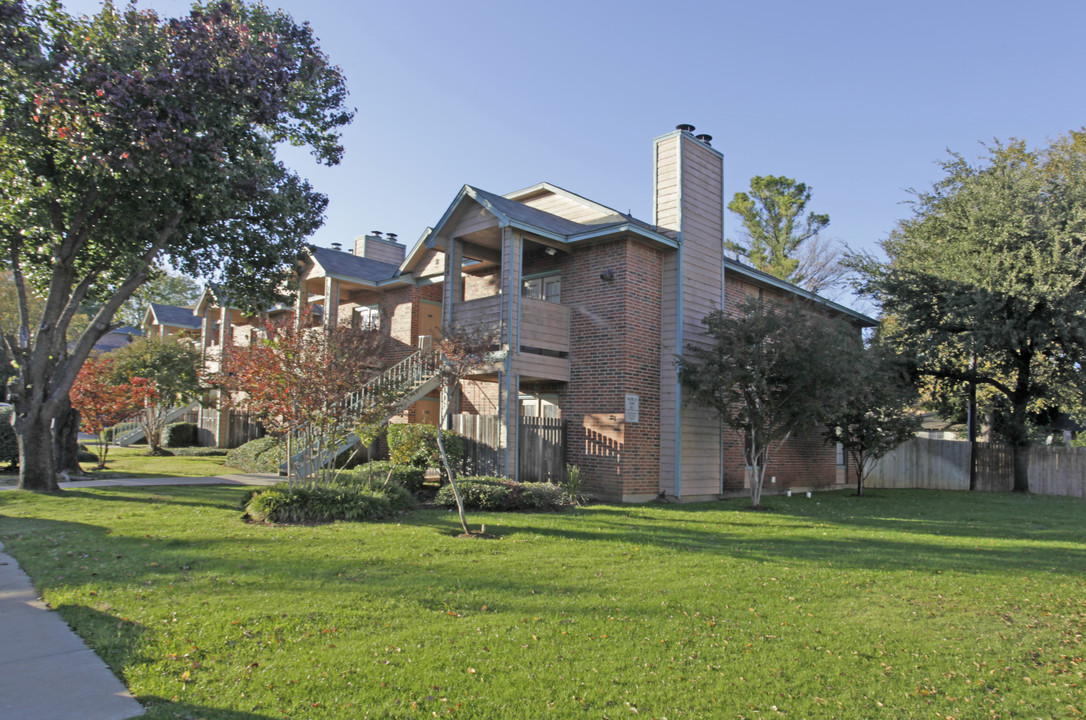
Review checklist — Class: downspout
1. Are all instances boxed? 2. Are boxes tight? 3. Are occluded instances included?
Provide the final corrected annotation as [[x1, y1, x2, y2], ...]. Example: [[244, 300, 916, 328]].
[[720, 261, 725, 495]]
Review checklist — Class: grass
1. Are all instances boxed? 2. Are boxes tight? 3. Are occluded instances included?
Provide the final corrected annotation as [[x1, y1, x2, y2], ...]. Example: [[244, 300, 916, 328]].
[[0, 488, 1083, 719], [1, 446, 239, 482]]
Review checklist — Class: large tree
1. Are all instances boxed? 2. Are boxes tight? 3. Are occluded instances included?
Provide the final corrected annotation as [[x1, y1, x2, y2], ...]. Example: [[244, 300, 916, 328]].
[[0, 1, 352, 491], [679, 297, 855, 508], [726, 175, 834, 288], [851, 132, 1086, 493]]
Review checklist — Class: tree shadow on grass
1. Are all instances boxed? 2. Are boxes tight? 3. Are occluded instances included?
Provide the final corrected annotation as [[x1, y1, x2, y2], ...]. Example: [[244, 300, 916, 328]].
[[406, 497, 1086, 578], [47, 604, 279, 720], [56, 485, 249, 512]]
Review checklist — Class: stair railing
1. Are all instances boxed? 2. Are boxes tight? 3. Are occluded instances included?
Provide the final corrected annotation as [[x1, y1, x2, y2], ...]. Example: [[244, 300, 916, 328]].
[[285, 346, 443, 482]]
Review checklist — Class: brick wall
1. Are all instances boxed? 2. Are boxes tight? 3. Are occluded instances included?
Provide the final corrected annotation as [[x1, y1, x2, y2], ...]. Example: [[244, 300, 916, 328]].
[[560, 238, 664, 500]]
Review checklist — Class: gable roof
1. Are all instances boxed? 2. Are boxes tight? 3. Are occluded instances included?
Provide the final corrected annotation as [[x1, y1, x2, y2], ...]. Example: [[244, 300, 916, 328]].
[[148, 303, 202, 329], [426, 185, 677, 251], [309, 246, 401, 284]]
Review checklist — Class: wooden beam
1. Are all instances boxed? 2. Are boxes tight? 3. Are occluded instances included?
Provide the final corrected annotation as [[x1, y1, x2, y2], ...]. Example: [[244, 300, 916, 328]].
[[458, 239, 502, 264]]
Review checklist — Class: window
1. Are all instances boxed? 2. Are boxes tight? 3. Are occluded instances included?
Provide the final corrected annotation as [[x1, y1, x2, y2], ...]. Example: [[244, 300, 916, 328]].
[[522, 274, 561, 303], [353, 305, 380, 331]]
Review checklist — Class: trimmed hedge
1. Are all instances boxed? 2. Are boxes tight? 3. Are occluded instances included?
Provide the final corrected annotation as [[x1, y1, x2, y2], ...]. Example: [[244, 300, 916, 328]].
[[341, 461, 426, 494], [225, 437, 284, 473], [435, 476, 567, 512], [246, 484, 393, 524], [164, 422, 198, 448], [386, 423, 463, 477], [0, 407, 17, 468], [170, 447, 228, 457]]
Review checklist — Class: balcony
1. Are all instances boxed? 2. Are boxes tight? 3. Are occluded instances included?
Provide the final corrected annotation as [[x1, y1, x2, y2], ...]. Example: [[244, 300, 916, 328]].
[[453, 295, 570, 381]]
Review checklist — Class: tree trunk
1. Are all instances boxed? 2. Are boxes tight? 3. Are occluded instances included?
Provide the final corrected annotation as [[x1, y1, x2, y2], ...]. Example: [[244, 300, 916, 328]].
[[54, 397, 83, 476], [436, 416, 470, 534], [1011, 443, 1030, 493], [15, 408, 61, 492]]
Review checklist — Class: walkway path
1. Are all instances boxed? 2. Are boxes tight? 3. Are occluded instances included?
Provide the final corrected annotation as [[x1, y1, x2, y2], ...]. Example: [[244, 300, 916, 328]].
[[0, 473, 280, 719]]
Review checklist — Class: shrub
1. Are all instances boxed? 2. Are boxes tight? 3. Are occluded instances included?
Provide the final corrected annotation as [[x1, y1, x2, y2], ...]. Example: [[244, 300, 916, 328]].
[[77, 449, 99, 464], [225, 437, 284, 473], [245, 483, 393, 524], [169, 447, 228, 457], [164, 422, 198, 448], [0, 407, 18, 468], [518, 482, 568, 510], [435, 476, 567, 512], [387, 423, 464, 477], [342, 461, 426, 494]]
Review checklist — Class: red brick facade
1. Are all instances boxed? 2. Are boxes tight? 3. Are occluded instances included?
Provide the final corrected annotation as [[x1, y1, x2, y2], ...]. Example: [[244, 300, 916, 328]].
[[558, 239, 664, 499]]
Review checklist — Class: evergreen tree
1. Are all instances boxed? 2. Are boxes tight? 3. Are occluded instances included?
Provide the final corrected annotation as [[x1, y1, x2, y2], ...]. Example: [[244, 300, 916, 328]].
[[727, 175, 831, 285]]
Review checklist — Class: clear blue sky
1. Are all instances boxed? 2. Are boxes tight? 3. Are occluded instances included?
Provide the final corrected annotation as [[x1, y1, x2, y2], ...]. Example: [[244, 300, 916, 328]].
[[63, 0, 1086, 301]]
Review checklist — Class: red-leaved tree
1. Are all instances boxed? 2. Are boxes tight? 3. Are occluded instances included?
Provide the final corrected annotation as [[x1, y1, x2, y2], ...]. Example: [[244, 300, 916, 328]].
[[214, 315, 391, 484], [70, 354, 154, 470]]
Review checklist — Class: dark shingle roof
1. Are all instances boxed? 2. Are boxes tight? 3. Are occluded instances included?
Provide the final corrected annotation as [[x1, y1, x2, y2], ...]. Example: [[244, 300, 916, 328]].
[[311, 247, 400, 283], [150, 303, 201, 328]]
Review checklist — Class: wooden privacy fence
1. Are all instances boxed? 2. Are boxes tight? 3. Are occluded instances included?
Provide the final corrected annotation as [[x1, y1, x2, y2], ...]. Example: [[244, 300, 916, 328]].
[[518, 417, 566, 483], [451, 413, 500, 477], [867, 438, 1086, 498], [449, 414, 567, 483]]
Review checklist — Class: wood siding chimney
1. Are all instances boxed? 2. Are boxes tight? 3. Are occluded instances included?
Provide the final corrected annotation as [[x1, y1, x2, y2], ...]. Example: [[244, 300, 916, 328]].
[[353, 234, 407, 265], [654, 128, 726, 498]]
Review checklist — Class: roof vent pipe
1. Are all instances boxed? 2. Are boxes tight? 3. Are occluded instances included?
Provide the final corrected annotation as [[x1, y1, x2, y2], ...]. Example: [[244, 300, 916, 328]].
[[676, 123, 696, 133], [695, 133, 713, 146]]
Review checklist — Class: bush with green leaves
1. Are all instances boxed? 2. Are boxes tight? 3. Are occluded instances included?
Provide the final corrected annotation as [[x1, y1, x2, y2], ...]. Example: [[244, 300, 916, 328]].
[[164, 422, 198, 448], [169, 447, 228, 457], [225, 437, 284, 473], [245, 484, 394, 524], [435, 476, 567, 512], [340, 461, 426, 494], [386, 423, 463, 476], [0, 407, 18, 468]]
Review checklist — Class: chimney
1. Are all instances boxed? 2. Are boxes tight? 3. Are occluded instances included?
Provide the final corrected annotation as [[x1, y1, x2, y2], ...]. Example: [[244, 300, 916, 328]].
[[353, 231, 406, 265], [654, 125, 726, 496]]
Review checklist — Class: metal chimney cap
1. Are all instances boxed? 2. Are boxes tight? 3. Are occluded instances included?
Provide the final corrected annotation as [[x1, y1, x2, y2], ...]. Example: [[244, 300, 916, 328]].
[[676, 123, 696, 133], [331, 242, 342, 251], [386, 233, 398, 241], [370, 230, 383, 238], [695, 133, 713, 146]]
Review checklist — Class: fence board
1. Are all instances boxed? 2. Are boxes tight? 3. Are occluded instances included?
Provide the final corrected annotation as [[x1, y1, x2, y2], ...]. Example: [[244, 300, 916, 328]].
[[869, 438, 1086, 498], [451, 414, 500, 477], [518, 417, 566, 483]]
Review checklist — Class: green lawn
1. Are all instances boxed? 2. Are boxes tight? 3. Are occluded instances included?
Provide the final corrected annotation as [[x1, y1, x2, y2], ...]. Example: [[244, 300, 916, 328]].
[[0, 446, 237, 487], [0, 488, 1083, 719], [80, 445, 238, 478]]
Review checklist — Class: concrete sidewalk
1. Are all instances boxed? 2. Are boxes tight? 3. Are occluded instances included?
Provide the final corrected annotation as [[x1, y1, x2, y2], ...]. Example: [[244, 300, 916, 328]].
[[0, 473, 280, 719], [0, 540, 145, 720]]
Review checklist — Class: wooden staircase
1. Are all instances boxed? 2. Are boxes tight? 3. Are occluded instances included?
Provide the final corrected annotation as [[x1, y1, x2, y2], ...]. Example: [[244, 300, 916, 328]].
[[282, 346, 442, 478]]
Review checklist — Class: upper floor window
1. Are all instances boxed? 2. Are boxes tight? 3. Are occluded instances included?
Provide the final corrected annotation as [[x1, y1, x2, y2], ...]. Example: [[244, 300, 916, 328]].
[[522, 274, 561, 304]]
